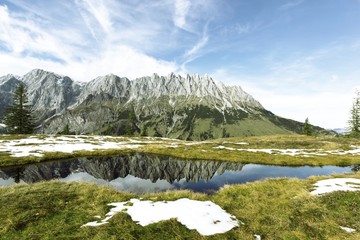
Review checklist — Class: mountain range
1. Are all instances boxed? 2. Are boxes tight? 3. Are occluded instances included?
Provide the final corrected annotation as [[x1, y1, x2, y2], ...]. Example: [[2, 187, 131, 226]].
[[0, 69, 332, 139]]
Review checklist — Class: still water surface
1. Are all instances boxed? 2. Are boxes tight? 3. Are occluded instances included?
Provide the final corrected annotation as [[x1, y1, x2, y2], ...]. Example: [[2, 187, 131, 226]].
[[0, 153, 355, 194]]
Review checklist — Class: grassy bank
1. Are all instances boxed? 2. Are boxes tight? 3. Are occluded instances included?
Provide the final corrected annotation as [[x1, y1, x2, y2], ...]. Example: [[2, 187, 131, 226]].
[[1, 172, 359, 239], [1, 134, 360, 167]]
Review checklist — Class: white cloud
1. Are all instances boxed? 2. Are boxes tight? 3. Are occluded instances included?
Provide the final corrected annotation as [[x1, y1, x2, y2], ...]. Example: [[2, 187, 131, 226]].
[[66, 45, 178, 80], [174, 0, 190, 29], [0, 45, 178, 82], [173, 0, 216, 34], [255, 90, 352, 129]]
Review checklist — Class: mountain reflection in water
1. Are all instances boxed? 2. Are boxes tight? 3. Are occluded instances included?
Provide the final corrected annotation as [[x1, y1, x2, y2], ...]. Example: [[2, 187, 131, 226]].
[[0, 153, 243, 193], [0, 153, 353, 194]]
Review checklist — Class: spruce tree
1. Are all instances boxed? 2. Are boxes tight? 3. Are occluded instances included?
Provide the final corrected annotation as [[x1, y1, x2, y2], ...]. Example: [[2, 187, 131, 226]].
[[4, 83, 35, 134], [348, 90, 360, 136], [303, 117, 312, 136]]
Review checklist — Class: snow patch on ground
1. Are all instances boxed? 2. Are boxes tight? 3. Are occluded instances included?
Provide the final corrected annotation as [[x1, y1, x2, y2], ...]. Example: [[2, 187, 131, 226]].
[[223, 141, 249, 145], [213, 145, 360, 156], [254, 234, 261, 240], [213, 146, 237, 151], [82, 198, 239, 236], [0, 135, 143, 157], [340, 226, 356, 233], [310, 178, 360, 195]]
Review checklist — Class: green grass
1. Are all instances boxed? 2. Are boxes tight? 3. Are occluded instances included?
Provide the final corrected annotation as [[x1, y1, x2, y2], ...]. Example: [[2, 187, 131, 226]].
[[1, 172, 359, 239]]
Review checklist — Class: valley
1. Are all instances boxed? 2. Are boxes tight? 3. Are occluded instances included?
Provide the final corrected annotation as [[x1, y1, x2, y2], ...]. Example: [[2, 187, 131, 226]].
[[0, 71, 358, 239]]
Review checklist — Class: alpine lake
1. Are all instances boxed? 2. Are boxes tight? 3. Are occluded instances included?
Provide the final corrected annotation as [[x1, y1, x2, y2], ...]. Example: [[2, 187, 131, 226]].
[[0, 153, 356, 194]]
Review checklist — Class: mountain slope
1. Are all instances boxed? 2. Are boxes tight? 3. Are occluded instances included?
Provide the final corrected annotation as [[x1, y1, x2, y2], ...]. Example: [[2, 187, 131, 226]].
[[0, 69, 332, 139]]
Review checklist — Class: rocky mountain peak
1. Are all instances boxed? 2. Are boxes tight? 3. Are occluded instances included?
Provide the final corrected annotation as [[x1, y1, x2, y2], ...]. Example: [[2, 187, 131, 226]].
[[21, 69, 61, 84], [0, 75, 22, 91], [79, 74, 131, 102], [13, 69, 82, 119], [0, 74, 19, 82]]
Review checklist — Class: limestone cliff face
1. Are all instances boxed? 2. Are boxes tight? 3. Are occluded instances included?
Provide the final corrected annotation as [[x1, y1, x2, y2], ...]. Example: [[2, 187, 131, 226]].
[[0, 154, 244, 184], [0, 69, 331, 138], [21, 69, 82, 122], [0, 75, 23, 118]]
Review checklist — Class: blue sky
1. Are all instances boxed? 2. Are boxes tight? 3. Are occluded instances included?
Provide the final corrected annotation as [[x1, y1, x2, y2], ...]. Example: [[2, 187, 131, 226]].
[[0, 0, 360, 129]]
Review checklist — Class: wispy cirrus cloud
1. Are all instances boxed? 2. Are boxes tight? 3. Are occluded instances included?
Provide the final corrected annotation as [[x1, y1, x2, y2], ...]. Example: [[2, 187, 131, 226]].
[[279, 0, 305, 10], [172, 0, 217, 70], [184, 31, 209, 59], [180, 25, 210, 72], [75, 0, 113, 39], [223, 23, 252, 35], [220, 21, 263, 39]]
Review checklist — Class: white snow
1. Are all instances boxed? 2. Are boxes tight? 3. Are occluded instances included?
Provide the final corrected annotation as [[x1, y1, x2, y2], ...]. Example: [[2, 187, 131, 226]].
[[212, 145, 360, 156], [213, 146, 237, 151], [184, 141, 207, 146], [223, 141, 249, 145], [82, 198, 239, 236], [2, 135, 360, 159], [254, 234, 261, 240], [0, 135, 143, 157], [310, 178, 360, 195], [340, 226, 356, 233], [0, 123, 6, 128]]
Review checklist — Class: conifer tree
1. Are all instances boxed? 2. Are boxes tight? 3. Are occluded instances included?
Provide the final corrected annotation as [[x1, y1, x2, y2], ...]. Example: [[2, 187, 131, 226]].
[[4, 83, 35, 134], [348, 90, 360, 136], [125, 109, 137, 135], [303, 117, 312, 136]]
